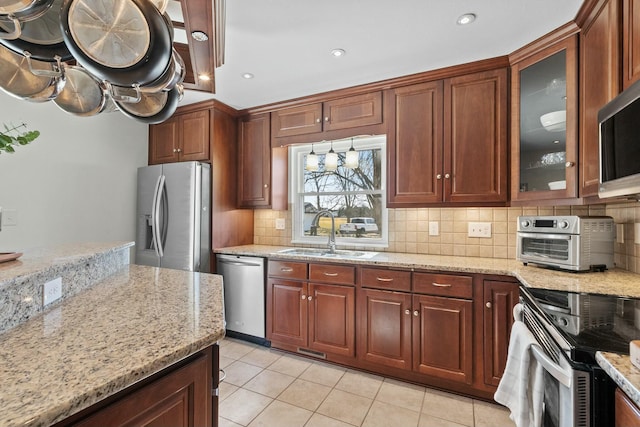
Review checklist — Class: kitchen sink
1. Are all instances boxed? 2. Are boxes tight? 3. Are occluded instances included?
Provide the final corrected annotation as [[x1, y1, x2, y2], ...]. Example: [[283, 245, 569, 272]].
[[276, 248, 378, 259]]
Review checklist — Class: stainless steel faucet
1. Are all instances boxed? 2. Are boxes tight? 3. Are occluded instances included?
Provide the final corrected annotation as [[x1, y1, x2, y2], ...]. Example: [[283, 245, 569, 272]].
[[311, 209, 336, 253]]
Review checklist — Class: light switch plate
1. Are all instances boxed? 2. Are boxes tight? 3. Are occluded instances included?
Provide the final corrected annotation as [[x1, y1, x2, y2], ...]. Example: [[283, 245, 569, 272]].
[[275, 218, 286, 230], [429, 221, 439, 236], [635, 223, 640, 245], [2, 209, 17, 226], [43, 277, 62, 306], [468, 222, 492, 238], [616, 224, 625, 244]]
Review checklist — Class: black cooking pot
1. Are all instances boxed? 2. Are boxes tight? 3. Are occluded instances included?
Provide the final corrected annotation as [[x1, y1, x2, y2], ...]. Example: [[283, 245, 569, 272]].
[[0, 0, 72, 61], [60, 0, 172, 87]]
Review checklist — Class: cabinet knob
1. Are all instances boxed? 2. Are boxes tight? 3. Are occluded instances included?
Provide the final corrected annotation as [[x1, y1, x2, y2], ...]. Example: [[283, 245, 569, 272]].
[[173, 148, 177, 153], [413, 310, 419, 317], [324, 117, 329, 122], [308, 296, 313, 301], [565, 161, 575, 168], [405, 309, 411, 315], [316, 118, 321, 123], [264, 184, 269, 188], [301, 294, 306, 300], [177, 148, 182, 153], [486, 302, 492, 309], [444, 173, 450, 179], [436, 174, 442, 180]]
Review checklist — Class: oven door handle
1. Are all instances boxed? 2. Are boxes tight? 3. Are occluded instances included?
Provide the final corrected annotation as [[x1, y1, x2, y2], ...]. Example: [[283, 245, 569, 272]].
[[518, 232, 572, 240], [530, 344, 572, 388]]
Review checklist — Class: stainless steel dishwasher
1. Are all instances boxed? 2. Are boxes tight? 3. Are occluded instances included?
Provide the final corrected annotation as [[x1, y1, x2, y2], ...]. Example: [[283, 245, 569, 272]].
[[216, 254, 266, 343]]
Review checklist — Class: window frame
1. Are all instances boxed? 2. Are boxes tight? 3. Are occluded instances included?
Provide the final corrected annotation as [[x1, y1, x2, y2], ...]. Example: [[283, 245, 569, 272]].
[[289, 135, 388, 248]]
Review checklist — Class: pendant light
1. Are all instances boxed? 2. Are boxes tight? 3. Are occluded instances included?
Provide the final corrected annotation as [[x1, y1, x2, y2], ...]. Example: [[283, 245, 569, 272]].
[[345, 138, 359, 169], [325, 141, 338, 171], [306, 144, 318, 171]]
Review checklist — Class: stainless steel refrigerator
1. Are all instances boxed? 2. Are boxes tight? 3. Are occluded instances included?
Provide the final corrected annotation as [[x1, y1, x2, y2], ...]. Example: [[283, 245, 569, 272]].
[[135, 161, 211, 272]]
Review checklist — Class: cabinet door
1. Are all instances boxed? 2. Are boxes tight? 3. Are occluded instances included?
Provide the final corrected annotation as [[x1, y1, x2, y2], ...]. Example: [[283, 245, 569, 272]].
[[386, 81, 444, 206], [483, 280, 518, 387], [412, 294, 473, 384], [357, 288, 412, 370], [180, 110, 210, 161], [323, 92, 383, 132], [308, 283, 355, 357], [238, 113, 271, 208], [623, 0, 640, 89], [511, 35, 578, 202], [616, 388, 640, 427], [73, 350, 212, 427], [580, 0, 620, 197], [444, 68, 508, 204], [272, 103, 323, 137], [266, 279, 308, 347], [149, 118, 180, 164]]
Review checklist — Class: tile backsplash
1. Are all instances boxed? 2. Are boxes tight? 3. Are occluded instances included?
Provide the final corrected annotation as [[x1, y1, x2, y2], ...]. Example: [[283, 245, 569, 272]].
[[254, 202, 640, 273]]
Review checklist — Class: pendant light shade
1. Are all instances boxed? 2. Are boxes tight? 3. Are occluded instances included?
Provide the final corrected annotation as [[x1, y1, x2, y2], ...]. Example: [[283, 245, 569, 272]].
[[345, 138, 359, 169], [306, 144, 318, 171], [325, 141, 338, 171]]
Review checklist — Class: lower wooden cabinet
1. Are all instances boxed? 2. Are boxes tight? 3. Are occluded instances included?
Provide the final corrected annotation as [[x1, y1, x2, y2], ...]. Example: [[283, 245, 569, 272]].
[[267, 262, 356, 358], [616, 387, 640, 426], [57, 345, 216, 427]]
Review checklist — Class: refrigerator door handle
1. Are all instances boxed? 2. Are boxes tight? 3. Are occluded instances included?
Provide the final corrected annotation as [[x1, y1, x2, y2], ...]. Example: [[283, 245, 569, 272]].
[[151, 174, 166, 258]]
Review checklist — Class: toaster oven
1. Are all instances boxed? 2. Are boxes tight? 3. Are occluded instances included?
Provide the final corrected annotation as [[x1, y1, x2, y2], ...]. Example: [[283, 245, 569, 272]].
[[516, 216, 615, 272]]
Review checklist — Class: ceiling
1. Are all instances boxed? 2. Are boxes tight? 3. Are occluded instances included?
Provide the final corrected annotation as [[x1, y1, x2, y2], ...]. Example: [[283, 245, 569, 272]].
[[181, 0, 584, 110]]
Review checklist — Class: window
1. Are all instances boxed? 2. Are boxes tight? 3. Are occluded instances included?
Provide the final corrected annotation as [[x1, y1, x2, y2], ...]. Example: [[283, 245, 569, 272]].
[[290, 135, 388, 247]]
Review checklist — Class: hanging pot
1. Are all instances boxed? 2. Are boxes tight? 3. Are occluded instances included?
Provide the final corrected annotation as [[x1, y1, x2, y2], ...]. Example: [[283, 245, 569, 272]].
[[53, 65, 108, 116], [0, 0, 71, 61], [0, 45, 64, 101], [112, 83, 182, 124], [60, 0, 172, 87], [0, 0, 54, 40], [140, 48, 185, 93]]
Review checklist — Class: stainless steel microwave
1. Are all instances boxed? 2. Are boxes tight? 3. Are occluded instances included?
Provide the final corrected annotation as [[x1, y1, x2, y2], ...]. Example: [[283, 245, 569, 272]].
[[598, 78, 640, 200], [516, 216, 615, 272]]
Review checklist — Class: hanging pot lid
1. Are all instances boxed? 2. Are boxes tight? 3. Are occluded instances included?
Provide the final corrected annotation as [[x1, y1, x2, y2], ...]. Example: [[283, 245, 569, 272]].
[[0, 45, 64, 101], [0, 0, 51, 17], [53, 65, 107, 116], [60, 0, 172, 86], [151, 0, 167, 14], [0, 0, 71, 61], [114, 83, 182, 124]]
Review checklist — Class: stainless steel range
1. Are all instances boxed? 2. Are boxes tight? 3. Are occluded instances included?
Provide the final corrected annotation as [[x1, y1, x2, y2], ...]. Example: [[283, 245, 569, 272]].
[[516, 215, 615, 272]]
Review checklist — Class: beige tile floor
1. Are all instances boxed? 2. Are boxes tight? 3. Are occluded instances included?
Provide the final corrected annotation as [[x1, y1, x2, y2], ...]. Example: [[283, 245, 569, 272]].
[[218, 338, 516, 427]]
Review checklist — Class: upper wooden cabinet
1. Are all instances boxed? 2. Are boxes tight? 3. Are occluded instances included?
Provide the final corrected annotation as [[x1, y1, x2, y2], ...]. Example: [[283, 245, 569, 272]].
[[238, 113, 271, 208], [149, 109, 210, 165], [623, 0, 640, 89], [271, 92, 383, 138], [510, 32, 579, 203], [578, 0, 621, 197], [386, 67, 508, 207]]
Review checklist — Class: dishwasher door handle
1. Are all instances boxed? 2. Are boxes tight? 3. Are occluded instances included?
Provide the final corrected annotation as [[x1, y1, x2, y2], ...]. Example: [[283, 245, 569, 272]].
[[217, 258, 263, 267]]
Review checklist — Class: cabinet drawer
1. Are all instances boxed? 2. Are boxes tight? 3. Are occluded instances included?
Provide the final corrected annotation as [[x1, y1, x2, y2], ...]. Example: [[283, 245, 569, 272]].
[[360, 268, 411, 291], [268, 261, 307, 280], [309, 263, 355, 285], [413, 272, 472, 299]]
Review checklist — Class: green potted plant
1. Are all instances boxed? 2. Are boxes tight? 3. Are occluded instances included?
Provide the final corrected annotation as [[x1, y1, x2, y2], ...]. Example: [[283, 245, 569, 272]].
[[0, 123, 40, 154]]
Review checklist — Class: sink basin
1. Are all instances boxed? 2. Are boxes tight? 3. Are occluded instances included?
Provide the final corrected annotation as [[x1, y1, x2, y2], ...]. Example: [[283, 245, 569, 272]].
[[277, 248, 378, 259]]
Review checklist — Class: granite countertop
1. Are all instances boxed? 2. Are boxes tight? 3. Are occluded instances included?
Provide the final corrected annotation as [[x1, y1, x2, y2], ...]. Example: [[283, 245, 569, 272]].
[[215, 244, 640, 298], [597, 352, 640, 407], [0, 264, 225, 427]]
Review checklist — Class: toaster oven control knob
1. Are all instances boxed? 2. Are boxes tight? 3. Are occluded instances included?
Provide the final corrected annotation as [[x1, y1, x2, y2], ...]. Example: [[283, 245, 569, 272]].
[[559, 317, 569, 326], [559, 220, 569, 229], [521, 219, 531, 228]]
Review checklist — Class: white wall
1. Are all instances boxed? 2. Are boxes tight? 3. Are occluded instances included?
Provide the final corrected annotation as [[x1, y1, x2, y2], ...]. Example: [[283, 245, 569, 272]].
[[0, 91, 148, 251]]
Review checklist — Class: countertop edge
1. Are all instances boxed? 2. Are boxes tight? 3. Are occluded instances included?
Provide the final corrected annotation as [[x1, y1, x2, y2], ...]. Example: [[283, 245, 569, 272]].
[[596, 351, 640, 408]]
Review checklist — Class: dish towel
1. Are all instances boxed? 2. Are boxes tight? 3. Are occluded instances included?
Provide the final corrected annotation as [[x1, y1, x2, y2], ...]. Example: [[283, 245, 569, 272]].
[[494, 306, 544, 427]]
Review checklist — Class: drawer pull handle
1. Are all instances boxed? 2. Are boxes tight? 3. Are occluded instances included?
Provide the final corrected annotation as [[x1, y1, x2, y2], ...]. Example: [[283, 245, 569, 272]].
[[432, 282, 452, 288], [376, 277, 394, 282], [323, 272, 339, 277], [280, 267, 294, 272]]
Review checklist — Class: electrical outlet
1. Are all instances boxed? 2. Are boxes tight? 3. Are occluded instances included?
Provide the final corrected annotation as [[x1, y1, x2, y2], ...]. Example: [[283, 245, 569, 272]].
[[616, 224, 625, 244], [43, 277, 62, 306], [635, 223, 640, 245], [429, 221, 439, 236], [468, 222, 492, 238], [275, 218, 286, 230]]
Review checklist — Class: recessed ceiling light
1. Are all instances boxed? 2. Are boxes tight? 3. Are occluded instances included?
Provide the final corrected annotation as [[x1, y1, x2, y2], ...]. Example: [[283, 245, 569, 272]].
[[331, 48, 346, 57], [456, 13, 476, 25], [191, 30, 209, 41], [242, 73, 254, 79], [199, 74, 211, 81]]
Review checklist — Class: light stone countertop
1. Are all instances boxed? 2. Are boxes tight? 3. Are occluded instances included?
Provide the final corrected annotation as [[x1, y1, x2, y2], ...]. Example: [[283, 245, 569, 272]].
[[0, 264, 225, 427], [215, 244, 640, 298], [597, 352, 640, 407]]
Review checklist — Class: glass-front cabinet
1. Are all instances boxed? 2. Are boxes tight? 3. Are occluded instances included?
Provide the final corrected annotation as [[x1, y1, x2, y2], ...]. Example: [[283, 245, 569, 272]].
[[511, 34, 578, 202]]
